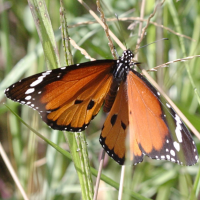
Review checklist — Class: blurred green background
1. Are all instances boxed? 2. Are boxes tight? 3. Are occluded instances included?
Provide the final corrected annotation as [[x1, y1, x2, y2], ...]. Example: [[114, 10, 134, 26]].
[[0, 0, 200, 199]]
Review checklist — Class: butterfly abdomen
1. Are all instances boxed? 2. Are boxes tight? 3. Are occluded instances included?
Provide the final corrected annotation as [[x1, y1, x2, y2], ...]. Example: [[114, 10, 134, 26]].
[[103, 79, 119, 113]]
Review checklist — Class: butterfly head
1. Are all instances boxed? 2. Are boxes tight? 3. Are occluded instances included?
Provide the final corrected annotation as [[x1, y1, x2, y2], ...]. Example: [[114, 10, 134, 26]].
[[113, 49, 134, 82]]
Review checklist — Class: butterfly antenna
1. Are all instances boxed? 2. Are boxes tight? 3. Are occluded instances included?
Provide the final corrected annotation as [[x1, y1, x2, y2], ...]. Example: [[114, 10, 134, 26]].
[[135, 38, 168, 52], [113, 46, 119, 57], [115, 13, 128, 50]]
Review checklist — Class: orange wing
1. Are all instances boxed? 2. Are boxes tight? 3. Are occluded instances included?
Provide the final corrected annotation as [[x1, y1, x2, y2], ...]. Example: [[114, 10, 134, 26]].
[[100, 69, 198, 166], [127, 69, 198, 165], [5, 60, 115, 131], [100, 82, 129, 164]]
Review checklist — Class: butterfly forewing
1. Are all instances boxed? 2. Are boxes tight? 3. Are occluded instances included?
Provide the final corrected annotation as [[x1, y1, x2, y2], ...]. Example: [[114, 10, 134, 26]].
[[159, 96, 198, 165], [127, 69, 198, 165], [5, 60, 115, 131]]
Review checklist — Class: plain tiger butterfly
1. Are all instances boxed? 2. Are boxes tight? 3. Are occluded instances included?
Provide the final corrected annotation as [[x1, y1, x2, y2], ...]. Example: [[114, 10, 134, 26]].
[[4, 49, 198, 166]]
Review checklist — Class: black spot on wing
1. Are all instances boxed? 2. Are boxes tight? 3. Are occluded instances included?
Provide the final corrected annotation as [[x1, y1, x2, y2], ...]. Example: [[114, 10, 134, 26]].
[[111, 114, 117, 126], [87, 100, 95, 110], [75, 100, 83, 104], [121, 121, 126, 130]]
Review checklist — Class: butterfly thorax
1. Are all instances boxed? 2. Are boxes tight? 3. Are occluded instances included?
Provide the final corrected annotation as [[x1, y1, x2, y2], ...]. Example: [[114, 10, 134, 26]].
[[103, 50, 134, 113], [113, 50, 134, 82]]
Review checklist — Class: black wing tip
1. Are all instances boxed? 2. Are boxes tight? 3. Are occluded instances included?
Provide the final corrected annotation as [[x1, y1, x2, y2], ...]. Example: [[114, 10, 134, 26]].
[[4, 89, 21, 103], [4, 87, 10, 98]]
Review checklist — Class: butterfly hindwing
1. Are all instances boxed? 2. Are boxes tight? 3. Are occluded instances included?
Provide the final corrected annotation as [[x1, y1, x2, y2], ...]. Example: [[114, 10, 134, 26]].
[[5, 60, 115, 131], [100, 82, 133, 164], [127, 69, 198, 165]]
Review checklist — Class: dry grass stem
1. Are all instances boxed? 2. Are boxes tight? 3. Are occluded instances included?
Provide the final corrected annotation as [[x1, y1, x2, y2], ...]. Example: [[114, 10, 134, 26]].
[[96, 0, 117, 58], [136, 0, 166, 50]]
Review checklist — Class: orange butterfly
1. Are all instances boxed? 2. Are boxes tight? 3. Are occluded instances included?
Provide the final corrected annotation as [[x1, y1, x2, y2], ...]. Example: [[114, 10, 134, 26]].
[[4, 50, 198, 165]]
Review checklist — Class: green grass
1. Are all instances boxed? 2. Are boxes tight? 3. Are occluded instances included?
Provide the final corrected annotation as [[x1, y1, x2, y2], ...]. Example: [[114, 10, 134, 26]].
[[1, 0, 200, 199]]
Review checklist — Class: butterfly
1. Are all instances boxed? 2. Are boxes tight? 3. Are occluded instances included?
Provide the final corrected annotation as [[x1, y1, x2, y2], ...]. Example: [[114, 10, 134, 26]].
[[4, 49, 198, 166]]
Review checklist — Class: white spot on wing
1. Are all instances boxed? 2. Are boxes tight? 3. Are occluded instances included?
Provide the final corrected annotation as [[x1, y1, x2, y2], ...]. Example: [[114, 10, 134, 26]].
[[171, 158, 175, 162], [170, 150, 175, 157], [25, 88, 35, 94], [42, 71, 51, 76], [173, 141, 180, 152], [166, 103, 171, 108], [161, 155, 165, 159], [175, 114, 182, 124], [175, 116, 183, 143], [25, 96, 32, 100], [38, 75, 45, 80], [175, 126, 183, 143], [30, 78, 43, 87]]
